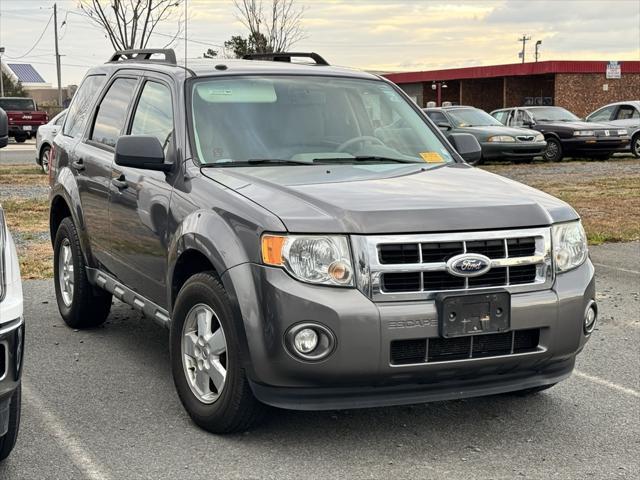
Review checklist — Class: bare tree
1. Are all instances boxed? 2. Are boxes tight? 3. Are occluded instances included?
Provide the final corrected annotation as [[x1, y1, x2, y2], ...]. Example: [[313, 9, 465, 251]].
[[233, 0, 305, 54], [78, 0, 184, 52]]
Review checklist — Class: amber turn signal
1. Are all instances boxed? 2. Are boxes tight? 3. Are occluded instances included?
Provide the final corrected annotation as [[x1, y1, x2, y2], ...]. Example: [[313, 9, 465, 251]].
[[261, 234, 286, 266]]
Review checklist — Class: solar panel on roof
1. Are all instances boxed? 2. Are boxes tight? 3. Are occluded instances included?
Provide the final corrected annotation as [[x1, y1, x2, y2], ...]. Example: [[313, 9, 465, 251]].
[[6, 63, 46, 83]]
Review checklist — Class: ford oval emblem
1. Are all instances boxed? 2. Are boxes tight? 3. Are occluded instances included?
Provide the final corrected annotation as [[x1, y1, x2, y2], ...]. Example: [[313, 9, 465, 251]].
[[446, 253, 492, 278]]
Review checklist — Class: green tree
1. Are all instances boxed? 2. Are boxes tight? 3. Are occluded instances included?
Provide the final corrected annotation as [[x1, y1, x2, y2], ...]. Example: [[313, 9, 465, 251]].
[[203, 48, 218, 59], [1, 72, 27, 97], [223, 32, 270, 58]]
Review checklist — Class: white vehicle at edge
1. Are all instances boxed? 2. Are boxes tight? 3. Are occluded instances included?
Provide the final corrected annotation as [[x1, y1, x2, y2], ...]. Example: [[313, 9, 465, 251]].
[[0, 196, 25, 462], [35, 109, 67, 174]]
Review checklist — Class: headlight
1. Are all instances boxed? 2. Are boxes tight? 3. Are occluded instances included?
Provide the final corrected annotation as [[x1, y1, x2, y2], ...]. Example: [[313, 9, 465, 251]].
[[552, 221, 588, 273], [487, 135, 515, 143], [262, 234, 354, 287], [0, 208, 6, 300], [617, 129, 628, 136], [573, 130, 595, 137], [534, 133, 545, 142]]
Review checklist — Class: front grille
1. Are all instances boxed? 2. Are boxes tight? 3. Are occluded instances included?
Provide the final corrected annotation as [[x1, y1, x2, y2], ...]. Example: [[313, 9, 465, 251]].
[[367, 228, 552, 300], [516, 135, 535, 142], [390, 329, 540, 365]]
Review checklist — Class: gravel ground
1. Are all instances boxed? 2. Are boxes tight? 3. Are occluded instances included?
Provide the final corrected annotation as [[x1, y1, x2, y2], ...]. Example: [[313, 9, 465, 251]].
[[0, 184, 49, 201]]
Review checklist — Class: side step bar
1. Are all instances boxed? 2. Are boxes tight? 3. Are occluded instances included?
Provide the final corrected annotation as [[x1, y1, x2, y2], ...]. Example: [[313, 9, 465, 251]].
[[86, 268, 170, 328]]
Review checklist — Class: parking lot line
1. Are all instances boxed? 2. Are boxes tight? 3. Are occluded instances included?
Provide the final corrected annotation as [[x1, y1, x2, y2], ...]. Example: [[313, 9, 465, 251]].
[[574, 369, 640, 398], [592, 263, 640, 275], [22, 382, 112, 480]]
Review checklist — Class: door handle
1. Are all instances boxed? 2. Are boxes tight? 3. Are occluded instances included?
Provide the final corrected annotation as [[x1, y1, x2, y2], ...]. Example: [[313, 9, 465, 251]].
[[111, 175, 128, 190], [71, 159, 85, 171]]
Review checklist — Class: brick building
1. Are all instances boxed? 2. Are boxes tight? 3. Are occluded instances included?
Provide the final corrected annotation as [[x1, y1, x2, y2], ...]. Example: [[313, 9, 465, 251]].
[[384, 60, 640, 117]]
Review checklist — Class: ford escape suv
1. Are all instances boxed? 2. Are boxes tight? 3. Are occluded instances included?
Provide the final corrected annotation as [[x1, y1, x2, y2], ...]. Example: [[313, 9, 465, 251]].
[[49, 50, 597, 433]]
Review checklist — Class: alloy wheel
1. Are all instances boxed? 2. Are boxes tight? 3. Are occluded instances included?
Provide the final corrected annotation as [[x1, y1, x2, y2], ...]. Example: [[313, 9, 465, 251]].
[[42, 148, 50, 174], [634, 137, 640, 157], [181, 303, 228, 404], [58, 238, 74, 307]]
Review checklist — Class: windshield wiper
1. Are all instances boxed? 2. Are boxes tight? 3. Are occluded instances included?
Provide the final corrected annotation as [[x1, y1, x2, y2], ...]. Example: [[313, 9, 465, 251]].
[[202, 158, 311, 167], [311, 156, 423, 164]]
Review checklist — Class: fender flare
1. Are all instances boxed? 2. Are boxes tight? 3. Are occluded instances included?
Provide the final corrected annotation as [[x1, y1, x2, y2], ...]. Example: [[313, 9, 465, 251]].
[[49, 168, 95, 267]]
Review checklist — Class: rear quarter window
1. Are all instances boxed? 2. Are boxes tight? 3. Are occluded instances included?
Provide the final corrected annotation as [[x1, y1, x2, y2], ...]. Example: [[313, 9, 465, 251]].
[[63, 74, 106, 138]]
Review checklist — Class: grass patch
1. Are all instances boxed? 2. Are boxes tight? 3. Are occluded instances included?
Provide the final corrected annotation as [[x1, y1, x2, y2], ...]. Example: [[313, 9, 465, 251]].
[[2, 197, 51, 280], [0, 164, 47, 187]]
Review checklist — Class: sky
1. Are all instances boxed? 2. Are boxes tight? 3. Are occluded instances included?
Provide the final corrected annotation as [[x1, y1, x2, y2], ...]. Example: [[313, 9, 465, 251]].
[[0, 0, 639, 85]]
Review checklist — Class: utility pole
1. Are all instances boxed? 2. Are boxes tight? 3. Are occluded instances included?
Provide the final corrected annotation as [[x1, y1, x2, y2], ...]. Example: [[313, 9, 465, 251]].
[[535, 40, 542, 62], [518, 34, 531, 64], [0, 47, 4, 98], [54, 3, 62, 107]]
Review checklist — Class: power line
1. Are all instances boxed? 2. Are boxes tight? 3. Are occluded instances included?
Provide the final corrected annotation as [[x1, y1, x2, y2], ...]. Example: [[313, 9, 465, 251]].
[[6, 12, 54, 60]]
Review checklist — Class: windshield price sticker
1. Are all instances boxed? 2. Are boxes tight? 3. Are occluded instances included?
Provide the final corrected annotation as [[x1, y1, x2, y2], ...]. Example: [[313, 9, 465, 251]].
[[419, 151, 444, 163]]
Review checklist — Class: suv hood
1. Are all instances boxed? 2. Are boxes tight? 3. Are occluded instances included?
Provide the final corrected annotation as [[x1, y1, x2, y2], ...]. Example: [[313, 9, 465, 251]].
[[203, 164, 578, 234]]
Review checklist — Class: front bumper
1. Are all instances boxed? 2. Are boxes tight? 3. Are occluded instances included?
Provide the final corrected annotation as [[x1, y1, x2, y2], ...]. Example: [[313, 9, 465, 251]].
[[562, 136, 630, 154], [223, 259, 596, 410], [480, 141, 546, 160]]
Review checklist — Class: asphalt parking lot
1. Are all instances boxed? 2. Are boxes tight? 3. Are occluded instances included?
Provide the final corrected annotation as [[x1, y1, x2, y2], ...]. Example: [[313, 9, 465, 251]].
[[0, 139, 37, 166], [0, 242, 638, 480]]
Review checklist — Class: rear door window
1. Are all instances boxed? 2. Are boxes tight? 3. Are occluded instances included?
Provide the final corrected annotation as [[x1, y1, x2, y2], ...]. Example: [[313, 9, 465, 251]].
[[615, 105, 639, 120], [63, 74, 106, 138], [90, 78, 138, 148], [129, 81, 174, 151]]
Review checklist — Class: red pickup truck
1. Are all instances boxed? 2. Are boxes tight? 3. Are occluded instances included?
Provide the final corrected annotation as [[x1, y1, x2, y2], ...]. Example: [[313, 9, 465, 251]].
[[0, 97, 49, 143]]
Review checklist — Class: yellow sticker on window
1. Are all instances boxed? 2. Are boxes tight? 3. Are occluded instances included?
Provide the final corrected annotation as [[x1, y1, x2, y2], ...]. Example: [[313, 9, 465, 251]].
[[419, 152, 444, 163]]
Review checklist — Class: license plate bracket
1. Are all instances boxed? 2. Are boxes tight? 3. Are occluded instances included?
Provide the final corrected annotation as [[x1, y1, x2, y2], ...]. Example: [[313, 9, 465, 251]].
[[438, 291, 510, 338]]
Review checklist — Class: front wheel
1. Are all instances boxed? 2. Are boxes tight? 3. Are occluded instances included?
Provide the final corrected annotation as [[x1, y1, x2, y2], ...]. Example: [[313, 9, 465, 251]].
[[14, 136, 27, 144], [39, 145, 51, 174], [170, 272, 266, 434], [543, 138, 563, 162], [0, 386, 21, 462], [632, 133, 640, 158], [53, 217, 112, 329]]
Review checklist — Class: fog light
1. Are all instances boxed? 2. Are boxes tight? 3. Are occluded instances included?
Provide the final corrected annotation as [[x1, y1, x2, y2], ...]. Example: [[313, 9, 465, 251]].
[[584, 301, 597, 334], [294, 328, 318, 354], [285, 323, 336, 361]]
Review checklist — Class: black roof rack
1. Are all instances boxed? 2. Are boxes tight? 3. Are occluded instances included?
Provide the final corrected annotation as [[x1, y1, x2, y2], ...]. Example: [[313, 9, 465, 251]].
[[108, 49, 177, 65], [242, 52, 329, 66]]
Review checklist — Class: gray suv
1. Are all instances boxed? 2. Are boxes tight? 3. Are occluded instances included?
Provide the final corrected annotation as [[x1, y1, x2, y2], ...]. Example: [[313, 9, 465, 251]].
[[49, 49, 597, 433]]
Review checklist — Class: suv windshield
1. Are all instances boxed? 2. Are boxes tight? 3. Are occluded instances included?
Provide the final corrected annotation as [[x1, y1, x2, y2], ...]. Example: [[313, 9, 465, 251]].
[[190, 76, 455, 166], [0, 98, 36, 111], [529, 107, 579, 122], [447, 108, 502, 127]]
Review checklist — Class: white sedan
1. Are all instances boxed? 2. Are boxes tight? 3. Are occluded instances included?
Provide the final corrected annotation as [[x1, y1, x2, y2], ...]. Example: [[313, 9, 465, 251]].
[[586, 100, 640, 158], [35, 109, 66, 174]]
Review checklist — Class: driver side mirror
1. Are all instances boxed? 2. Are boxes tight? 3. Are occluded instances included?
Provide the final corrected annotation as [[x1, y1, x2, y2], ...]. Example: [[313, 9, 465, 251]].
[[115, 135, 171, 172], [0, 108, 8, 149], [448, 133, 482, 164], [523, 119, 535, 127]]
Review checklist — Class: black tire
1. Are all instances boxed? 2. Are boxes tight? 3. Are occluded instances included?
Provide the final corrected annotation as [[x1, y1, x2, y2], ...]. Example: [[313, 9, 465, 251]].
[[631, 133, 640, 159], [0, 386, 21, 462], [170, 272, 266, 434], [14, 136, 27, 144], [53, 217, 112, 329], [39, 145, 51, 174], [543, 137, 563, 162]]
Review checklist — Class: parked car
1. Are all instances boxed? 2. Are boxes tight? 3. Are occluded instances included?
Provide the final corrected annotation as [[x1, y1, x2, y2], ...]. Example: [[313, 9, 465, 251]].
[[586, 100, 640, 158], [0, 97, 49, 143], [0, 108, 8, 148], [491, 106, 630, 162], [50, 49, 596, 434], [424, 106, 546, 165], [0, 110, 24, 462], [35, 109, 67, 174]]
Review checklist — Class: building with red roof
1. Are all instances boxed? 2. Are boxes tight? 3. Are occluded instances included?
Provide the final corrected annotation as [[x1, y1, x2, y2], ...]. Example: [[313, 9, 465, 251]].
[[384, 60, 640, 117]]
